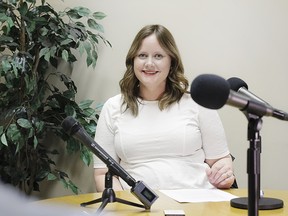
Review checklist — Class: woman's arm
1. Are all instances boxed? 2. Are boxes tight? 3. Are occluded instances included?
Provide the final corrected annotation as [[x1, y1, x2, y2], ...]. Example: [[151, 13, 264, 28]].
[[94, 168, 124, 192], [205, 154, 235, 189]]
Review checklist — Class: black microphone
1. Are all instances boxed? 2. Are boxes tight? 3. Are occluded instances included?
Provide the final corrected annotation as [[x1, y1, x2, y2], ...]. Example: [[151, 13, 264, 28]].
[[227, 77, 288, 121], [227, 77, 271, 106], [190, 74, 288, 120], [61, 116, 158, 209]]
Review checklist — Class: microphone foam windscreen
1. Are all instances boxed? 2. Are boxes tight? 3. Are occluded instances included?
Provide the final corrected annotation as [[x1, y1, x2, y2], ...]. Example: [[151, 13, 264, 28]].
[[227, 77, 248, 91], [190, 74, 230, 109]]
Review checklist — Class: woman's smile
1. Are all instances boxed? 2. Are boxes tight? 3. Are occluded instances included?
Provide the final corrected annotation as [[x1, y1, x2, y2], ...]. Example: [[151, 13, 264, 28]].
[[142, 69, 159, 75]]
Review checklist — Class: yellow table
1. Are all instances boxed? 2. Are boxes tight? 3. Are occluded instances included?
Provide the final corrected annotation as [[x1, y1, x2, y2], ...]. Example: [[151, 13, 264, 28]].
[[37, 189, 287, 216]]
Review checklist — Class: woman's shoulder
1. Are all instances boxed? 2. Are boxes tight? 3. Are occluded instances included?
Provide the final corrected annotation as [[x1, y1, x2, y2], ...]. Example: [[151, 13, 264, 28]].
[[181, 93, 218, 114], [105, 94, 122, 103], [181, 93, 198, 106], [102, 94, 128, 115], [102, 94, 122, 110]]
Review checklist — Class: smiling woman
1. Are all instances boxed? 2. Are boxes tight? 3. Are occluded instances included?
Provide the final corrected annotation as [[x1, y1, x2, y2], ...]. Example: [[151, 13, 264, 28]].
[[92, 24, 235, 193], [120, 24, 188, 116], [133, 34, 172, 101]]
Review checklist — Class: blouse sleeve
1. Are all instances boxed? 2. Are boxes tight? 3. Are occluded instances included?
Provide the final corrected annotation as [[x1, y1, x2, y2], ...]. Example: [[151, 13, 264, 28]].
[[198, 105, 230, 159], [93, 96, 121, 168]]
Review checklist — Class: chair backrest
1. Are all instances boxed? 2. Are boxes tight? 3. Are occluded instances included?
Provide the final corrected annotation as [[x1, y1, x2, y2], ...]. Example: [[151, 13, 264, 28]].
[[230, 154, 238, 189]]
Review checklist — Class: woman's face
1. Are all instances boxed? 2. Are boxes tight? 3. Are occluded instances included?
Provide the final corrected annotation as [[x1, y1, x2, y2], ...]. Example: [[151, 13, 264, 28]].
[[133, 34, 171, 92]]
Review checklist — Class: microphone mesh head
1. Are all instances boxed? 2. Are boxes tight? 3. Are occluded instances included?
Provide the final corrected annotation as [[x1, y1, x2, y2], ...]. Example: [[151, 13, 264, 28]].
[[61, 116, 80, 135], [227, 77, 248, 91], [190, 74, 230, 109]]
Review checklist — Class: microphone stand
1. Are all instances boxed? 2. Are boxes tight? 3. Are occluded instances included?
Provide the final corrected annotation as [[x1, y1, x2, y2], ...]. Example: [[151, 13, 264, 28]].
[[80, 169, 146, 215], [230, 114, 283, 216], [61, 116, 158, 212]]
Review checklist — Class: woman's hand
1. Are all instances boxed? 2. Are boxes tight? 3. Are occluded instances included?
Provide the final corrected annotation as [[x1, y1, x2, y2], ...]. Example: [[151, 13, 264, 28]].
[[205, 155, 235, 189]]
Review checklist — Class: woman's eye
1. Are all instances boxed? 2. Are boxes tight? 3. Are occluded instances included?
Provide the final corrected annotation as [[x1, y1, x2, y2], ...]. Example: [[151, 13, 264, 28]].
[[155, 54, 163, 59], [138, 54, 147, 59]]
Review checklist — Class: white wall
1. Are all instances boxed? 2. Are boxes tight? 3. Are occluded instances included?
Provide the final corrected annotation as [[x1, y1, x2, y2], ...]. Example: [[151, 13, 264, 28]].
[[40, 0, 288, 198]]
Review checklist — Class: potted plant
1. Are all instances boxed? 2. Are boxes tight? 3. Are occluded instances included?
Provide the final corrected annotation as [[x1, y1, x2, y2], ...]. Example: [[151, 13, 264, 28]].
[[0, 0, 111, 195]]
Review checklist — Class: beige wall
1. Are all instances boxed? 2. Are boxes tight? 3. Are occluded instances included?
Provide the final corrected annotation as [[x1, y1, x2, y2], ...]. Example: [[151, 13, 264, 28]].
[[39, 0, 288, 199]]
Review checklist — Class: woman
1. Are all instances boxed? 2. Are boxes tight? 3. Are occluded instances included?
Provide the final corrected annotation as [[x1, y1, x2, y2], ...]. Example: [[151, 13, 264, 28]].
[[93, 24, 235, 191]]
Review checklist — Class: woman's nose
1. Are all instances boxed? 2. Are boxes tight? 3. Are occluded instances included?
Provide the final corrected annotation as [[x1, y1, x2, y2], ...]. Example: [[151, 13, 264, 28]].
[[145, 56, 154, 66]]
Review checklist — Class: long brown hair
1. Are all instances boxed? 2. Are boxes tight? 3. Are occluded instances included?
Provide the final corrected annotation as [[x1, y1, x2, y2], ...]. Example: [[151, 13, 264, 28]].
[[119, 24, 189, 116]]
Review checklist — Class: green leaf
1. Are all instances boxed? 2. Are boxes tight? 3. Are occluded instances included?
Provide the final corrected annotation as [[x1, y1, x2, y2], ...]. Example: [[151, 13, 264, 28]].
[[50, 57, 58, 68], [92, 12, 106, 20], [80, 147, 92, 166], [68, 53, 77, 62], [47, 173, 57, 181], [0, 13, 7, 22], [64, 104, 76, 117], [19, 2, 28, 16], [68, 180, 79, 194], [44, 50, 51, 62], [1, 59, 12, 72], [47, 99, 60, 108], [78, 42, 85, 55], [62, 50, 69, 61], [59, 170, 69, 178], [91, 50, 98, 68], [35, 121, 45, 133], [49, 46, 57, 58], [28, 127, 34, 138], [63, 89, 76, 99], [60, 178, 69, 189], [87, 19, 104, 32], [36, 171, 49, 182], [24, 73, 35, 95], [79, 100, 94, 109], [15, 143, 21, 154], [6, 124, 22, 144], [1, 133, 8, 146], [90, 34, 99, 44], [82, 108, 96, 117], [87, 19, 98, 30], [38, 5, 53, 13], [66, 138, 80, 153], [39, 27, 49, 36], [17, 118, 32, 129], [0, 35, 14, 42], [60, 38, 73, 46], [6, 17, 14, 30], [74, 7, 91, 17], [83, 41, 91, 53], [33, 136, 38, 149], [39, 47, 50, 58], [85, 123, 96, 135], [66, 9, 82, 19], [86, 55, 93, 67]]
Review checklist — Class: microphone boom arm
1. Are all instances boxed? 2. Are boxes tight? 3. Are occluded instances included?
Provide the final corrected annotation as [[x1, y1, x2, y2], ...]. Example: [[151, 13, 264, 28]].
[[64, 118, 137, 186]]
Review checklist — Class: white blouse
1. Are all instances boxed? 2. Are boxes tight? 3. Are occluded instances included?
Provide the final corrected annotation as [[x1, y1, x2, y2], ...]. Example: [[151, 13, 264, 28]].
[[93, 93, 230, 190]]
